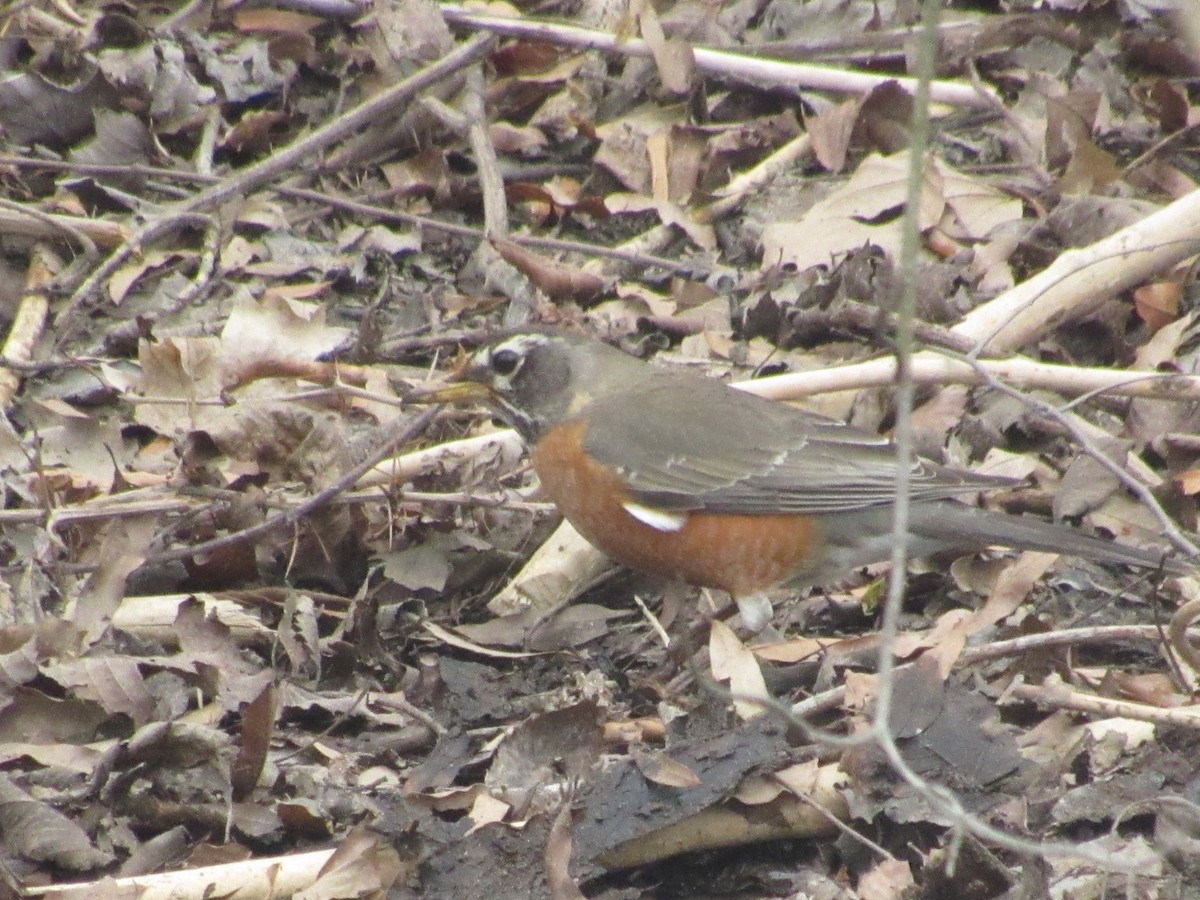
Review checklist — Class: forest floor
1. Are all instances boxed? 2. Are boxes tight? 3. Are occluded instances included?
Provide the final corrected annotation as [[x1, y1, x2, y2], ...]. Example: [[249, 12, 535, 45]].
[[2, 0, 1200, 897]]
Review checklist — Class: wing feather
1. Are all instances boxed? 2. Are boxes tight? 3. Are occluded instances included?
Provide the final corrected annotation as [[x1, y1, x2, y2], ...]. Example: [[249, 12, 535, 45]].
[[580, 376, 1012, 515]]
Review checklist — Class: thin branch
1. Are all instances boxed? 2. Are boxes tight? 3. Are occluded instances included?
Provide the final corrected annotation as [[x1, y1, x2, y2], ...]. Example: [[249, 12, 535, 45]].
[[440, 5, 996, 108], [140, 406, 439, 567], [954, 196, 1200, 354], [746, 352, 1200, 403], [0, 244, 58, 410], [790, 623, 1200, 719], [0, 155, 688, 274], [1007, 677, 1200, 728], [0, 202, 124, 249]]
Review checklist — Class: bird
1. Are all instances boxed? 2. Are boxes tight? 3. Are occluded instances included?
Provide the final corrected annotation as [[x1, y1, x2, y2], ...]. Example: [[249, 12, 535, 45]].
[[422, 327, 1185, 631]]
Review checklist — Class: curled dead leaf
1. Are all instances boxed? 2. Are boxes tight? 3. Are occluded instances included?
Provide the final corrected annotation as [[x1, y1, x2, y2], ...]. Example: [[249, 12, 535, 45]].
[[491, 237, 608, 303]]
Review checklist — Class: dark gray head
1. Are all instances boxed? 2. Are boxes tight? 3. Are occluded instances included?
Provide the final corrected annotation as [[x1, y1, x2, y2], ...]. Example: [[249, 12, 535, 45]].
[[438, 329, 650, 442]]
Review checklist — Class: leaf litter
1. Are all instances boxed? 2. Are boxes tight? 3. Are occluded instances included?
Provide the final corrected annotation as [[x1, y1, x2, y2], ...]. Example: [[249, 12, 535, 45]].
[[1, 0, 1200, 897]]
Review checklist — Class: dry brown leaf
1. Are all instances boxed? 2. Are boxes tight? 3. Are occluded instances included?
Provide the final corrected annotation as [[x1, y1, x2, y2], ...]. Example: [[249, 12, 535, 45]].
[[293, 827, 407, 900], [363, 0, 454, 80], [1132, 310, 1195, 369], [465, 792, 510, 834], [857, 857, 916, 900], [1133, 280, 1182, 333], [489, 121, 547, 154], [231, 681, 277, 800], [71, 515, 159, 646], [594, 105, 683, 192], [732, 772, 783, 804], [42, 656, 155, 725], [233, 8, 322, 33], [109, 249, 196, 305], [760, 151, 940, 271], [631, 746, 702, 788], [1059, 137, 1121, 194], [219, 295, 351, 385], [0, 774, 114, 870], [752, 636, 827, 664], [762, 151, 1021, 272], [491, 41, 564, 77], [806, 96, 863, 173], [219, 109, 290, 155], [923, 552, 1056, 676], [490, 237, 607, 303], [545, 801, 586, 900], [604, 191, 715, 247], [1130, 78, 1189, 132], [709, 620, 769, 720], [1176, 468, 1200, 496], [632, 0, 695, 97]]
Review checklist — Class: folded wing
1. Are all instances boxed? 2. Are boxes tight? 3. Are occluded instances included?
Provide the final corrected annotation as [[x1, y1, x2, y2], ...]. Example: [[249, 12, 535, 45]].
[[579, 376, 1013, 516]]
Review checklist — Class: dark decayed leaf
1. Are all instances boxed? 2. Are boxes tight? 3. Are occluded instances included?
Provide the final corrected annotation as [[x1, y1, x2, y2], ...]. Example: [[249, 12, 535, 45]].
[[0, 775, 113, 870]]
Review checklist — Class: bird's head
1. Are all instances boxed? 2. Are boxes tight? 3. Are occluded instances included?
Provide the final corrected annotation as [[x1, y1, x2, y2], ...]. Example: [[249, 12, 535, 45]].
[[416, 328, 646, 442]]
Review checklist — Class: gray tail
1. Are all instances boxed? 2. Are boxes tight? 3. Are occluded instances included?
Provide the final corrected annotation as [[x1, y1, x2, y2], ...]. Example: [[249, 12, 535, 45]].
[[913, 502, 1188, 575]]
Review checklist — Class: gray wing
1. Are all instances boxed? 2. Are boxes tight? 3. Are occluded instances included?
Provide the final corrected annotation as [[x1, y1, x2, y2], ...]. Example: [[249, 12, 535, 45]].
[[579, 376, 1013, 515]]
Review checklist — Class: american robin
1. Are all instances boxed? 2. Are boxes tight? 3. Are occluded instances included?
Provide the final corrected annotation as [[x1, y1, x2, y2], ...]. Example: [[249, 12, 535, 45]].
[[424, 327, 1185, 630]]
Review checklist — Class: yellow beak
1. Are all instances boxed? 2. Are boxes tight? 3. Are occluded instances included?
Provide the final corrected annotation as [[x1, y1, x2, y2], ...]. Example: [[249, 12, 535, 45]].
[[407, 378, 495, 405]]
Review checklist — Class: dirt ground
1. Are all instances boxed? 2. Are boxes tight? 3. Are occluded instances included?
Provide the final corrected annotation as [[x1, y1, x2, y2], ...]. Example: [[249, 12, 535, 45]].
[[2, 1, 1200, 897]]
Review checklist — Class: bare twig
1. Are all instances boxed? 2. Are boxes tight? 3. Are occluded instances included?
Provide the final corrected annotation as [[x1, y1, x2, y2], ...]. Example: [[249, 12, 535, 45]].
[[1007, 676, 1200, 728], [440, 5, 996, 108], [174, 216, 222, 308], [25, 849, 336, 900], [1168, 598, 1200, 685], [463, 65, 507, 240], [0, 154, 688, 274], [0, 202, 123, 250], [456, 62, 536, 323], [746, 349, 1200, 403], [790, 623, 1200, 719], [0, 487, 550, 531], [953, 193, 1200, 354], [0, 197, 98, 255], [951, 349, 1199, 559], [0, 244, 59, 409], [141, 406, 439, 567]]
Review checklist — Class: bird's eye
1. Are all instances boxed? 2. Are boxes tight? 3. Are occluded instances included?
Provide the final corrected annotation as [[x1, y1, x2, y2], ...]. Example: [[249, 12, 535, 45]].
[[490, 348, 521, 376]]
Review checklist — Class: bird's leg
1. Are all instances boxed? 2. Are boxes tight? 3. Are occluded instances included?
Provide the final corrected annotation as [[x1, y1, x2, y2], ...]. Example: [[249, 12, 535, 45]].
[[735, 592, 774, 635]]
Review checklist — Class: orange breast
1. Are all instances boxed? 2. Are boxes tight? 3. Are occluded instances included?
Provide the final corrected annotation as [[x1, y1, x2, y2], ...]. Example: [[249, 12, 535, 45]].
[[530, 420, 825, 596]]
